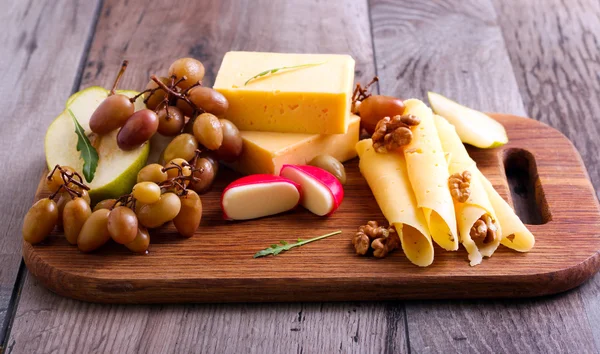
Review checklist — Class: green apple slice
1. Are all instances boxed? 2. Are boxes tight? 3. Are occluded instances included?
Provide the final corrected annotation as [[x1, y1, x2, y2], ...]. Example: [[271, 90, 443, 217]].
[[428, 91, 508, 148], [46, 87, 149, 203]]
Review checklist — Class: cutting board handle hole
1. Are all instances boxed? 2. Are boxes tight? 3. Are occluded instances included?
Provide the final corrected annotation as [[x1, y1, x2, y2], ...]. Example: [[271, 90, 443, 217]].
[[503, 148, 551, 224]]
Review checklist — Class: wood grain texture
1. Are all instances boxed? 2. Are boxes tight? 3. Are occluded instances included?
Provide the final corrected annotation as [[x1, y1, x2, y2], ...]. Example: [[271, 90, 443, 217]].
[[0, 0, 100, 344], [22, 114, 600, 303], [492, 0, 600, 348], [11, 279, 396, 354], [8, 0, 397, 353], [370, 0, 599, 352]]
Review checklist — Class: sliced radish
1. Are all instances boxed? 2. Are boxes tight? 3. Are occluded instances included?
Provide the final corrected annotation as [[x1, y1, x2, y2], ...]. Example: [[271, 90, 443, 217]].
[[221, 174, 301, 220], [279, 164, 344, 216]]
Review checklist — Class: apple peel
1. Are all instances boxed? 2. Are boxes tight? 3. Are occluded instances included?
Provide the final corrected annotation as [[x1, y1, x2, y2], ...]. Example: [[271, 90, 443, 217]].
[[279, 164, 344, 216], [221, 174, 301, 220]]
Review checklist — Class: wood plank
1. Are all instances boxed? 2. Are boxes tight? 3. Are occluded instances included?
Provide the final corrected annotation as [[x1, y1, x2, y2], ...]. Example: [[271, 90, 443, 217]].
[[11, 279, 395, 353], [0, 0, 100, 345], [8, 0, 400, 353], [21, 113, 600, 302], [370, 0, 598, 352], [492, 0, 600, 348]]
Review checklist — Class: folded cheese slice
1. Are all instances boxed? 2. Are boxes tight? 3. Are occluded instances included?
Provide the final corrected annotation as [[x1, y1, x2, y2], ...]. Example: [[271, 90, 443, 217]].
[[402, 99, 459, 251], [356, 139, 433, 267], [477, 170, 535, 252], [435, 114, 502, 265]]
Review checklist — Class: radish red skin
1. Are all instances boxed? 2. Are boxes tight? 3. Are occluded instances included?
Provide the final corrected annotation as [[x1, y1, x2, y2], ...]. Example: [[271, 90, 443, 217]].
[[279, 164, 344, 216], [221, 174, 301, 220]]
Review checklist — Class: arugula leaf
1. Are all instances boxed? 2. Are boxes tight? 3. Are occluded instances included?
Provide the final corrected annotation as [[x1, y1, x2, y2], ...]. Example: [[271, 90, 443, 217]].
[[253, 231, 342, 258], [68, 109, 99, 182], [244, 62, 326, 86]]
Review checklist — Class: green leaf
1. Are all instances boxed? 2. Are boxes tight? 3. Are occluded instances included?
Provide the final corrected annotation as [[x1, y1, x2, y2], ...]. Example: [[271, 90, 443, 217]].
[[253, 231, 342, 258], [68, 109, 99, 182], [244, 62, 327, 86]]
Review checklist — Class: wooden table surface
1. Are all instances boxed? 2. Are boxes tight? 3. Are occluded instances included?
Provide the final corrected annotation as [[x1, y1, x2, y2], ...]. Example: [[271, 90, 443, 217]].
[[1, 0, 599, 353]]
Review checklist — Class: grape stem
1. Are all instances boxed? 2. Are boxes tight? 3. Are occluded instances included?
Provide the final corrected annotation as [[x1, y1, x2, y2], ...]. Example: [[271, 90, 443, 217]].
[[351, 76, 379, 105], [112, 193, 134, 210], [159, 159, 204, 196], [128, 75, 183, 105], [110, 60, 129, 96], [150, 75, 204, 115], [47, 165, 90, 200]]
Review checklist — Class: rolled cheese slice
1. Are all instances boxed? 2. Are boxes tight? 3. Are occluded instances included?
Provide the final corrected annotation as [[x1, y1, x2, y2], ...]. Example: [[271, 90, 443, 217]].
[[477, 169, 535, 252], [356, 139, 433, 267], [451, 162, 502, 265], [434, 115, 502, 265], [402, 99, 459, 251]]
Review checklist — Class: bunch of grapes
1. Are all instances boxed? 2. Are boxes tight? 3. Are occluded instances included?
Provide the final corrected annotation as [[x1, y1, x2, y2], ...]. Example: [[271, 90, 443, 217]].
[[88, 57, 241, 155], [148, 58, 242, 193], [92, 57, 242, 192], [85, 157, 205, 253], [23, 165, 92, 246], [23, 160, 206, 254], [24, 58, 244, 253]]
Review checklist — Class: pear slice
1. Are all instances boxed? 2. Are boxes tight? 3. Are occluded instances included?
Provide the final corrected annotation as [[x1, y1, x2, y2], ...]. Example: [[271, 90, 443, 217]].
[[46, 87, 149, 203], [428, 91, 508, 148]]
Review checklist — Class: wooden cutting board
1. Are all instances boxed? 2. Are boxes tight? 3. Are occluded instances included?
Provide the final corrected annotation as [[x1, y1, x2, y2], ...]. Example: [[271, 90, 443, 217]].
[[24, 114, 600, 303]]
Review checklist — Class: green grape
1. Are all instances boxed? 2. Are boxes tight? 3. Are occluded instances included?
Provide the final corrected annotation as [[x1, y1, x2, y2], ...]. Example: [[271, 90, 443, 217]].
[[55, 192, 70, 227], [89, 94, 135, 135], [125, 227, 150, 254], [137, 164, 168, 183], [214, 119, 243, 162], [157, 106, 185, 136], [134, 200, 147, 216], [107, 206, 138, 244], [137, 192, 181, 228], [308, 155, 347, 184], [188, 87, 228, 116], [144, 76, 169, 110], [79, 189, 91, 205], [176, 98, 195, 118], [190, 157, 218, 194], [77, 209, 111, 252], [168, 58, 205, 90], [93, 199, 117, 211], [165, 158, 192, 179], [63, 197, 92, 245], [173, 190, 202, 238], [162, 133, 198, 163], [22, 198, 58, 244], [132, 182, 161, 204], [193, 113, 223, 150], [46, 166, 76, 191]]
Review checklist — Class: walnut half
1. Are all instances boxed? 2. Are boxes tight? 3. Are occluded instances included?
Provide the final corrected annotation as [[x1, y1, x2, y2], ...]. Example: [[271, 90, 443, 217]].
[[470, 214, 498, 244], [449, 171, 472, 203], [352, 221, 400, 258], [372, 114, 421, 153]]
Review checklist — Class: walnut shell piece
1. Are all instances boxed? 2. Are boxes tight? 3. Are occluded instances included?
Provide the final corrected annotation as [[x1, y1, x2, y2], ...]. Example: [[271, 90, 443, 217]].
[[449, 171, 472, 203]]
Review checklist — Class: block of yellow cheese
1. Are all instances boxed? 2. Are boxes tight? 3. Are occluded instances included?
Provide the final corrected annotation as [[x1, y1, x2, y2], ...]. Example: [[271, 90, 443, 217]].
[[229, 115, 360, 175], [213, 51, 355, 134]]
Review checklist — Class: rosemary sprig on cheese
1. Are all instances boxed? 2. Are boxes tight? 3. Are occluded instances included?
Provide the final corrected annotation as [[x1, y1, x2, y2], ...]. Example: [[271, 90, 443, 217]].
[[244, 62, 326, 86]]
